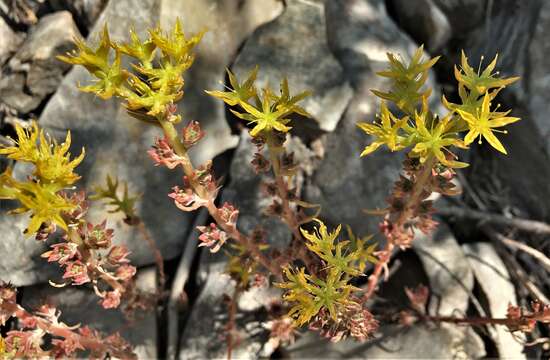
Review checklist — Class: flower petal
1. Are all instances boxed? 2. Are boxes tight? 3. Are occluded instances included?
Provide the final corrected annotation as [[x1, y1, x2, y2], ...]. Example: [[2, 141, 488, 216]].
[[464, 129, 479, 145], [482, 130, 507, 154], [360, 142, 383, 157], [488, 116, 520, 128]]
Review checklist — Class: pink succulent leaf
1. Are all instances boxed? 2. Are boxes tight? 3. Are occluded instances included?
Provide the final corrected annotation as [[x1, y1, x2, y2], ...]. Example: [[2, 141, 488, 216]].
[[182, 120, 205, 148], [115, 264, 137, 281], [196, 223, 227, 253], [62, 261, 91, 285], [168, 185, 206, 212], [148, 136, 184, 169], [41, 243, 80, 265], [107, 245, 131, 265]]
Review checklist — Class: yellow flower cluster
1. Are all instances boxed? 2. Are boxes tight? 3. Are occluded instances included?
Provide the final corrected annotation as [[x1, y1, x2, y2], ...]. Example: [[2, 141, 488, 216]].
[[206, 67, 311, 137], [358, 47, 520, 167], [0, 122, 83, 235], [277, 220, 376, 326], [58, 20, 203, 122]]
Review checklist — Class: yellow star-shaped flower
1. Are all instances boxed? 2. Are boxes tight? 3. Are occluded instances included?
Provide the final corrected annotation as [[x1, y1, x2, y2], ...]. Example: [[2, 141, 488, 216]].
[[357, 102, 408, 156], [457, 92, 520, 154]]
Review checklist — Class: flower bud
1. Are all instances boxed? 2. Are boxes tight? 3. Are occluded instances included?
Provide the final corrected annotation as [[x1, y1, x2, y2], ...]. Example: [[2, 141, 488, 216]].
[[182, 121, 205, 148], [41, 243, 80, 265]]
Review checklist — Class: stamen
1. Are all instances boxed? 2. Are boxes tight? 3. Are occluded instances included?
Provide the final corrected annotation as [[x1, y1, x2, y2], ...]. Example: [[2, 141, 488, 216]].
[[478, 55, 485, 75], [442, 146, 458, 159]]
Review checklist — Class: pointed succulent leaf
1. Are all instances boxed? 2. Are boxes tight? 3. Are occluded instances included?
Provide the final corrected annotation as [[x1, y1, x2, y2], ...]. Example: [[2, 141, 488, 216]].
[[455, 51, 519, 96], [205, 66, 259, 106], [57, 24, 112, 74]]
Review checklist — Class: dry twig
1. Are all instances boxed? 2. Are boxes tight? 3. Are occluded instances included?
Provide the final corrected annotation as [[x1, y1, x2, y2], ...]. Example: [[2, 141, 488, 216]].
[[437, 206, 550, 235]]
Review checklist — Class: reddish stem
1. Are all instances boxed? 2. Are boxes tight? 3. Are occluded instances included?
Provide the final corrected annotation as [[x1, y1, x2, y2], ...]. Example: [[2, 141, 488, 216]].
[[3, 302, 135, 358], [159, 118, 281, 279], [363, 156, 436, 301]]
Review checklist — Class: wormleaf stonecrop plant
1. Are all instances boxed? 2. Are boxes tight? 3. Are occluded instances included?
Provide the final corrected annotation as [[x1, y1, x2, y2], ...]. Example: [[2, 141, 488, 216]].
[[357, 47, 521, 299], [0, 122, 137, 309], [0, 123, 139, 356], [2, 18, 543, 358], [54, 19, 382, 345]]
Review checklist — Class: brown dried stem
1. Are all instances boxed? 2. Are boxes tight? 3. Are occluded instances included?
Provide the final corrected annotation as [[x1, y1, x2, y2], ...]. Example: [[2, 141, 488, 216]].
[[437, 206, 550, 236], [483, 227, 550, 304], [136, 220, 166, 291]]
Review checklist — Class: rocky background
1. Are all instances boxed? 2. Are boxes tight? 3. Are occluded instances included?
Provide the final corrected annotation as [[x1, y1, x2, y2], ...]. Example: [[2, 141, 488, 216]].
[[1, 0, 550, 358]]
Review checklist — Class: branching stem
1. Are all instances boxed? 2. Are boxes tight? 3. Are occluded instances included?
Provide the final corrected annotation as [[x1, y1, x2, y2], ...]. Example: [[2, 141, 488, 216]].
[[158, 118, 281, 279], [265, 135, 313, 269], [363, 156, 436, 300]]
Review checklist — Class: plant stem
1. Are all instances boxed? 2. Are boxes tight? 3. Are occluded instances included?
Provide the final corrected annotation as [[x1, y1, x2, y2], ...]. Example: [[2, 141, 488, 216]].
[[225, 287, 240, 360], [265, 136, 313, 269], [363, 156, 436, 301], [205, 200, 282, 278], [136, 220, 166, 291], [2, 301, 135, 358], [158, 119, 204, 196], [158, 118, 281, 278]]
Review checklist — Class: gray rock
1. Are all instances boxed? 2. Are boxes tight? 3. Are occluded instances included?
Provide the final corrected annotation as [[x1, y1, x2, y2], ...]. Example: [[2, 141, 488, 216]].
[[21, 267, 158, 358], [463, 242, 525, 359], [386, 0, 452, 52], [286, 323, 485, 359], [179, 261, 281, 360], [233, 0, 353, 133], [48, 0, 108, 31], [433, 0, 487, 34], [0, 17, 22, 65], [306, 0, 442, 244], [0, 212, 59, 286], [304, 91, 403, 236], [159, 0, 283, 165], [0, 11, 81, 113], [529, 1, 550, 156], [0, 73, 40, 112], [414, 225, 473, 315], [0, 0, 191, 286], [325, 0, 420, 91]]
